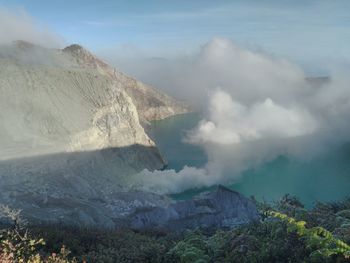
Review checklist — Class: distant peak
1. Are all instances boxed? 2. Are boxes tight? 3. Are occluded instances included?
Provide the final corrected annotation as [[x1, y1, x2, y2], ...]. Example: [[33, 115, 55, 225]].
[[63, 44, 85, 52], [62, 44, 96, 59], [62, 44, 94, 57], [62, 43, 110, 69]]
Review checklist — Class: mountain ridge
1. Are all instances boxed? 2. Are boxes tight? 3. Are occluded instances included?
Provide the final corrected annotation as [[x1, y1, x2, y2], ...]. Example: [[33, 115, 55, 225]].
[[0, 40, 188, 161], [62, 42, 190, 122]]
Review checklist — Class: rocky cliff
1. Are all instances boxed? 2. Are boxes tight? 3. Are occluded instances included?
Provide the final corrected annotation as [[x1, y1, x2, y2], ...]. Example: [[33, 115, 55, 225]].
[[0, 41, 187, 161], [62, 43, 189, 122], [0, 41, 189, 225]]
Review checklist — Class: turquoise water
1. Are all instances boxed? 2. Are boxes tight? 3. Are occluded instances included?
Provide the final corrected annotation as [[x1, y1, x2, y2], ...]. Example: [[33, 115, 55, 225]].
[[148, 113, 207, 170], [150, 113, 350, 207]]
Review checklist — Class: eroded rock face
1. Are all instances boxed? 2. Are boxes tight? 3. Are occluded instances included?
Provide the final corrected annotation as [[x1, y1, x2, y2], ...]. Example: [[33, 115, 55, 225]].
[[0, 41, 186, 161], [62, 44, 189, 122], [0, 41, 188, 227]]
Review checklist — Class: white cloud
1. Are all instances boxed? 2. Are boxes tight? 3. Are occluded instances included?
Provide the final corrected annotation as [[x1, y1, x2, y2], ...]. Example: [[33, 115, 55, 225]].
[[122, 38, 350, 194]]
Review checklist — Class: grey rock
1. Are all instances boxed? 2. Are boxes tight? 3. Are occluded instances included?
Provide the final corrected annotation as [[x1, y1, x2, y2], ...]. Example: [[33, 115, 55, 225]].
[[0, 185, 259, 232], [128, 186, 260, 231]]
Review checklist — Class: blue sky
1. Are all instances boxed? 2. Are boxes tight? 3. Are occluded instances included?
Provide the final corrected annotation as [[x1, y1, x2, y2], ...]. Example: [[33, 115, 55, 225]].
[[0, 0, 349, 73]]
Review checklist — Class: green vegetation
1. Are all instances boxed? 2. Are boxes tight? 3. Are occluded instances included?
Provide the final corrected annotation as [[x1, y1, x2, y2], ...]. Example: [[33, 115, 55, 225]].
[[268, 211, 350, 259], [1, 195, 350, 262]]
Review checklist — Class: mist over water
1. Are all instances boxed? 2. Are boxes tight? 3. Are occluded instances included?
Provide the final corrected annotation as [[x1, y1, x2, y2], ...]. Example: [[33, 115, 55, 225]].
[[125, 38, 350, 201], [150, 113, 350, 207]]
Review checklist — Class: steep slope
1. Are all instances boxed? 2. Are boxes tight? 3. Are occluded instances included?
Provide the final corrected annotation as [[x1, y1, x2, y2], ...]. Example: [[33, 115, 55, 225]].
[[62, 44, 189, 122], [0, 42, 159, 163], [0, 41, 188, 161], [0, 41, 189, 221]]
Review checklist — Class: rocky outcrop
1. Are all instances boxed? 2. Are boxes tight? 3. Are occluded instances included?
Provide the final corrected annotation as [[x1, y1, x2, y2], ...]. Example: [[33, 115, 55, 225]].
[[129, 186, 260, 231], [1, 185, 259, 231]]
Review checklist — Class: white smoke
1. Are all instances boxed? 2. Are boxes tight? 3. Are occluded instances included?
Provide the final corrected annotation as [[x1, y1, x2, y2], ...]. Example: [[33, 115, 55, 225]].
[[127, 166, 209, 194], [126, 38, 350, 194], [187, 90, 317, 145]]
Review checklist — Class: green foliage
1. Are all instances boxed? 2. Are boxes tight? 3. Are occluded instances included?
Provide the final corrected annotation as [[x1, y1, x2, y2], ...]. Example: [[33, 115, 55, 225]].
[[166, 231, 210, 263], [32, 227, 171, 263], [269, 210, 350, 261], [1, 196, 350, 262], [221, 221, 309, 262]]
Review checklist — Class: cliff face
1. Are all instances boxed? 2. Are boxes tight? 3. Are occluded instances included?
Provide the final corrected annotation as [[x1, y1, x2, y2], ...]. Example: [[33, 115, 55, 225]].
[[62, 44, 189, 122], [0, 41, 187, 162], [0, 41, 189, 222]]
